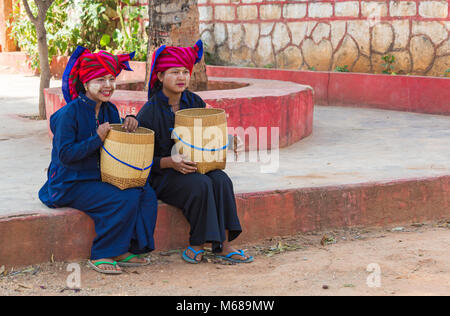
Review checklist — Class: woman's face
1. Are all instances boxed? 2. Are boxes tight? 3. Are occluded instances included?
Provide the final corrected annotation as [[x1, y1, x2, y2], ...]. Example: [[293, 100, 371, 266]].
[[158, 67, 191, 95], [85, 74, 116, 103]]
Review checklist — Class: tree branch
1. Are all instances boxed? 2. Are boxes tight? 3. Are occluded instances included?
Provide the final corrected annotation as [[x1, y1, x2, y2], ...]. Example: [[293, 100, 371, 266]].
[[43, 0, 55, 11], [22, 0, 37, 24]]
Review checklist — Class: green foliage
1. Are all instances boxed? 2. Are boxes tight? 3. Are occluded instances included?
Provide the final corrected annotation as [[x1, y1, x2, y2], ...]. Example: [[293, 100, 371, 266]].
[[8, 0, 147, 71], [8, 0, 72, 69], [445, 69, 450, 77], [109, 2, 147, 61], [334, 65, 349, 72], [381, 55, 395, 75]]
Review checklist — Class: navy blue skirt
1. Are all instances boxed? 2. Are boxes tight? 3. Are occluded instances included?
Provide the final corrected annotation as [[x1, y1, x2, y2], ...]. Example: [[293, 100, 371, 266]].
[[151, 169, 242, 253], [51, 181, 158, 260]]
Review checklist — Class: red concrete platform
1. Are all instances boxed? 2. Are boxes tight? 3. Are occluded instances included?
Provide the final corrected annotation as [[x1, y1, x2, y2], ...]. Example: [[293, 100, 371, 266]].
[[44, 77, 314, 150], [1, 175, 448, 269], [207, 66, 450, 116]]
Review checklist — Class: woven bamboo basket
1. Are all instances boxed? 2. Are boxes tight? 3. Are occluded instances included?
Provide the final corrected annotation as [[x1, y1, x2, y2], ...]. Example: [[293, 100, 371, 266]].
[[100, 124, 154, 190], [174, 108, 228, 174]]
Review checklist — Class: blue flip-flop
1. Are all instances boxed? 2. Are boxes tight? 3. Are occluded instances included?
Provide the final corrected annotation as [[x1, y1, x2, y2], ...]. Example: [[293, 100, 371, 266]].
[[182, 246, 205, 264], [216, 250, 254, 263]]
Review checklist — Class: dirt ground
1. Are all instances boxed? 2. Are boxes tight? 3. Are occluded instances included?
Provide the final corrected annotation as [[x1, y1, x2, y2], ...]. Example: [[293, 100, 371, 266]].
[[1, 221, 450, 296]]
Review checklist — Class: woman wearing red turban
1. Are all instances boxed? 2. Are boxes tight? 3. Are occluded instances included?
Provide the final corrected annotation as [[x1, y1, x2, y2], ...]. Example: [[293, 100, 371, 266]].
[[39, 46, 158, 274], [137, 40, 253, 264]]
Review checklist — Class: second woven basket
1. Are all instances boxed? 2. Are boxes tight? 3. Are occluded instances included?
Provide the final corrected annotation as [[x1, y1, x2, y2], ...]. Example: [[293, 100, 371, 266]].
[[173, 108, 228, 174]]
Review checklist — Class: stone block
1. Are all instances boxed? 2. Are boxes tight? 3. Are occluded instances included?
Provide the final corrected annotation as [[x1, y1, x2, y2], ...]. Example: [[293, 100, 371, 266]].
[[273, 23, 291, 52], [335, 1, 360, 17], [260, 4, 282, 20], [418, 1, 448, 18], [243, 23, 260, 50], [347, 20, 371, 56], [214, 23, 227, 45], [412, 21, 448, 45], [361, 1, 388, 17], [288, 22, 308, 46], [312, 23, 331, 44], [276, 46, 303, 69], [308, 3, 333, 18], [392, 20, 410, 50], [389, 1, 417, 17], [198, 6, 213, 21], [283, 3, 307, 19], [237, 5, 258, 20], [371, 23, 394, 54], [410, 35, 435, 73], [255, 36, 275, 66], [214, 5, 236, 21], [332, 35, 359, 70], [301, 38, 333, 71], [227, 23, 243, 50]]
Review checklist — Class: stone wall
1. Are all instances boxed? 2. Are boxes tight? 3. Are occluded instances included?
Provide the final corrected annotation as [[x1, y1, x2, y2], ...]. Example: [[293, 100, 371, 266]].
[[199, 0, 450, 76]]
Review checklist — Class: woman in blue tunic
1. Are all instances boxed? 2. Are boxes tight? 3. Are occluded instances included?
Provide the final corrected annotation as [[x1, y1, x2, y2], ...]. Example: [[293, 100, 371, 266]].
[[137, 40, 253, 264], [39, 47, 158, 274]]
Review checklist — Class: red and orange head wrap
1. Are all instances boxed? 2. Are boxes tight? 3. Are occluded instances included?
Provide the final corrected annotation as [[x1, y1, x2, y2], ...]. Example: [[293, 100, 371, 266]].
[[62, 46, 135, 103], [148, 40, 203, 99]]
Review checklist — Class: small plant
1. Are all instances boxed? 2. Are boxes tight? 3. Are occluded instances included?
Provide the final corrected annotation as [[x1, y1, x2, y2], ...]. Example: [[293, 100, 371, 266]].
[[381, 55, 395, 74], [309, 66, 316, 71], [445, 69, 450, 77], [335, 65, 349, 72]]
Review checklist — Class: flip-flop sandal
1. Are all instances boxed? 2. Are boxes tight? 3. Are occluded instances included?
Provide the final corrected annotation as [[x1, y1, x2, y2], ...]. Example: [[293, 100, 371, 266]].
[[216, 250, 254, 263], [116, 254, 151, 267], [87, 260, 122, 275], [182, 246, 205, 264]]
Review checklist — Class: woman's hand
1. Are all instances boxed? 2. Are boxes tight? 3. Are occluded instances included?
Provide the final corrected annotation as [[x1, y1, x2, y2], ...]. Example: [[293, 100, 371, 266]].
[[122, 116, 139, 132], [97, 122, 111, 142], [167, 154, 197, 174]]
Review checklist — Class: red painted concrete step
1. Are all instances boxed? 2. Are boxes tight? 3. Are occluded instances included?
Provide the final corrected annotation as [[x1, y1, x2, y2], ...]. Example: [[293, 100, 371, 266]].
[[1, 175, 448, 269]]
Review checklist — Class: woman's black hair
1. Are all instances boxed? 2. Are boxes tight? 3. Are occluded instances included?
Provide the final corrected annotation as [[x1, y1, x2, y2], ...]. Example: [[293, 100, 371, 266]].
[[75, 79, 86, 95], [149, 79, 162, 98]]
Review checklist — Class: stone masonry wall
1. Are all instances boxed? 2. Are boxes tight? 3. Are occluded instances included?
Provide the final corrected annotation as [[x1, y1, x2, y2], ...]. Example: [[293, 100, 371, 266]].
[[198, 0, 450, 76]]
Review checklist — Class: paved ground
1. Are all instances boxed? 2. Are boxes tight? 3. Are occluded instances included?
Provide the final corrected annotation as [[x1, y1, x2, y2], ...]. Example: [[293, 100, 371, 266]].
[[0, 74, 449, 217], [1, 222, 450, 296]]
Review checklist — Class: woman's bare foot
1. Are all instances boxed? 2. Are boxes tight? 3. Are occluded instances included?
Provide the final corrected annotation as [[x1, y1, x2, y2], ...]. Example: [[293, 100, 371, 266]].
[[217, 242, 252, 262], [184, 245, 205, 263], [89, 258, 122, 273]]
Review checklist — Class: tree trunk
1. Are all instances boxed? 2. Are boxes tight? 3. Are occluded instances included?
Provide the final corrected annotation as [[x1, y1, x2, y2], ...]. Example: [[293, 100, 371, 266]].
[[22, 0, 54, 120], [36, 18, 50, 119], [146, 0, 208, 92]]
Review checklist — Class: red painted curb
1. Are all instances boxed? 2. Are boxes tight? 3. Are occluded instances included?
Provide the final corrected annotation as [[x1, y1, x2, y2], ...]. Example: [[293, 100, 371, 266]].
[[1, 175, 448, 269], [206, 66, 450, 115]]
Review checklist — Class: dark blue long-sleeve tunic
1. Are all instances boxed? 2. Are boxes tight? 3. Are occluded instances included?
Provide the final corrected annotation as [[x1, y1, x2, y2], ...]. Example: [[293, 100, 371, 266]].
[[39, 93, 120, 206], [39, 93, 158, 259]]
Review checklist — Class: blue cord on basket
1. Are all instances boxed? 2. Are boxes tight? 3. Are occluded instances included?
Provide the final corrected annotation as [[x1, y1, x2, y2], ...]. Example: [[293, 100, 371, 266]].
[[102, 145, 153, 171], [169, 128, 229, 152]]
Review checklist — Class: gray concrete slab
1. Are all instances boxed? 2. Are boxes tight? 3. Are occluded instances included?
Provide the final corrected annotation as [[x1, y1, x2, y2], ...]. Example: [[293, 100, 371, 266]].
[[0, 74, 449, 217]]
